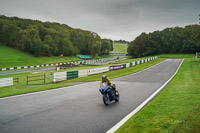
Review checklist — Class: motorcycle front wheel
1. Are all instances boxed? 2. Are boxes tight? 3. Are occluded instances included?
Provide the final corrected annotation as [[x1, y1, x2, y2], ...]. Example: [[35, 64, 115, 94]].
[[103, 94, 110, 105], [114, 90, 120, 102]]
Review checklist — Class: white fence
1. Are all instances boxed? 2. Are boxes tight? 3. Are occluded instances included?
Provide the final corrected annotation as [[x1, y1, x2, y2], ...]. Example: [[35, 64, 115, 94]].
[[53, 72, 66, 82], [78, 70, 88, 77], [0, 78, 13, 87]]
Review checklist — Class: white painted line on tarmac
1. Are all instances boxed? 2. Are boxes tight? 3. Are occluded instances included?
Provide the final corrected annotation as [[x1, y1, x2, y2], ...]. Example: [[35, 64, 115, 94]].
[[106, 59, 184, 133]]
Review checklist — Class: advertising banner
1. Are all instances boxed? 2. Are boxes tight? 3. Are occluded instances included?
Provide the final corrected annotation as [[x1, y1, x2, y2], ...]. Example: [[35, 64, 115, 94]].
[[109, 65, 123, 71], [88, 67, 109, 75]]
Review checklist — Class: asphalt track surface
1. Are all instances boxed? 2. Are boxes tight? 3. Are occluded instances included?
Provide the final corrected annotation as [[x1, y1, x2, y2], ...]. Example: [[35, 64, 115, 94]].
[[0, 59, 183, 133]]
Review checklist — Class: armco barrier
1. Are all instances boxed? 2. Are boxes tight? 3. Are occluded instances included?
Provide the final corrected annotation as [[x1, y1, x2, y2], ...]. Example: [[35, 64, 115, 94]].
[[0, 57, 117, 71], [123, 64, 126, 68], [126, 63, 130, 68], [78, 70, 88, 77], [109, 65, 123, 71], [67, 71, 78, 80], [130, 62, 133, 67], [132, 62, 136, 66], [53, 72, 66, 82], [53, 56, 158, 82], [0, 78, 13, 87], [88, 67, 109, 75], [135, 61, 137, 65]]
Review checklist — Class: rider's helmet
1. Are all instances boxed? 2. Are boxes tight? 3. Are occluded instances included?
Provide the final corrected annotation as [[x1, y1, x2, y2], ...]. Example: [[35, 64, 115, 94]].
[[102, 75, 107, 82]]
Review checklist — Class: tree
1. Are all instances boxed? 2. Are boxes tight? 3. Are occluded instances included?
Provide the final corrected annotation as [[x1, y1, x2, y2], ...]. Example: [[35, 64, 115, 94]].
[[58, 38, 74, 56], [128, 25, 200, 57], [43, 35, 58, 56], [128, 33, 148, 57], [101, 39, 112, 54], [24, 26, 42, 55], [91, 41, 101, 56], [0, 15, 115, 57]]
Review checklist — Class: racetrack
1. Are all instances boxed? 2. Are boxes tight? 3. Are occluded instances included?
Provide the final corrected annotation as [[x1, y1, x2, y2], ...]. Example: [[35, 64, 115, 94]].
[[0, 59, 183, 133]]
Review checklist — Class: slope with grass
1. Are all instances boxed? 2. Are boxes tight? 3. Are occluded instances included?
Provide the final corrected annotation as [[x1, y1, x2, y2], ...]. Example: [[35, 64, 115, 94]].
[[111, 43, 128, 54], [0, 45, 81, 68], [117, 56, 200, 133]]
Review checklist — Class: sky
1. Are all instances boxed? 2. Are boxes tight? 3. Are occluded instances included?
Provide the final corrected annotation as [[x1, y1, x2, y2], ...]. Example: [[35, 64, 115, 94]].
[[0, 0, 199, 41]]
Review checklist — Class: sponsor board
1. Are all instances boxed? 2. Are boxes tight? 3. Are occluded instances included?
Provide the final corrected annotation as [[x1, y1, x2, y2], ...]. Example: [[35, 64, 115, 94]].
[[88, 67, 109, 75], [109, 65, 123, 71]]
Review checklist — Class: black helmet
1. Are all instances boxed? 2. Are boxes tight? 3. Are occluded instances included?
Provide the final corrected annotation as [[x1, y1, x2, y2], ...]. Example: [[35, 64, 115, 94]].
[[102, 75, 107, 82]]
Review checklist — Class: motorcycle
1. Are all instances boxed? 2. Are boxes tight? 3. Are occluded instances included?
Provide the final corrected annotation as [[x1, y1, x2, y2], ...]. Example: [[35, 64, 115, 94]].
[[99, 83, 120, 105]]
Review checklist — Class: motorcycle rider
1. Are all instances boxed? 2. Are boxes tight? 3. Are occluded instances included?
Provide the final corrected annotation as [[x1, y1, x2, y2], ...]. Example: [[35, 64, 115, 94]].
[[100, 75, 116, 91]]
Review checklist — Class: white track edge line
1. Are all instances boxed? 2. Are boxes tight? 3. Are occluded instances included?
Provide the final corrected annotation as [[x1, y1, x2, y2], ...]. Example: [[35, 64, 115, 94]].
[[0, 58, 163, 100], [106, 59, 184, 133]]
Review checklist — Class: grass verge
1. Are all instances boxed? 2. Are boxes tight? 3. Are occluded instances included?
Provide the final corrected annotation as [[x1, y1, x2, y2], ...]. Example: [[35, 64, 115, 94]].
[[111, 43, 128, 54], [0, 58, 165, 98], [159, 54, 195, 58], [116, 57, 200, 133], [0, 45, 81, 68]]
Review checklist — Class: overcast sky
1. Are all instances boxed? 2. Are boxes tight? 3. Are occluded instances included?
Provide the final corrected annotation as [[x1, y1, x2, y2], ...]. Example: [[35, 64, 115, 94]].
[[0, 0, 199, 41]]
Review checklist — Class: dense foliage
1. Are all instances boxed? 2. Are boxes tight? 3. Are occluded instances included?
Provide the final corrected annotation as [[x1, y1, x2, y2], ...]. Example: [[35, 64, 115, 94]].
[[128, 25, 200, 57], [0, 15, 113, 56], [114, 40, 129, 44]]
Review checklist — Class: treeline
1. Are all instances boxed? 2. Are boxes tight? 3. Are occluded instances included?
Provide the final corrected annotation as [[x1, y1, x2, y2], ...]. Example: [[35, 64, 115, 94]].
[[0, 15, 113, 56], [114, 40, 129, 44], [128, 25, 200, 57]]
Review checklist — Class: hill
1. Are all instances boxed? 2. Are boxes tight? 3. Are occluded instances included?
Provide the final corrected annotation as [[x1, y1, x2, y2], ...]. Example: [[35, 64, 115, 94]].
[[111, 43, 128, 54], [0, 45, 81, 68], [0, 15, 113, 57]]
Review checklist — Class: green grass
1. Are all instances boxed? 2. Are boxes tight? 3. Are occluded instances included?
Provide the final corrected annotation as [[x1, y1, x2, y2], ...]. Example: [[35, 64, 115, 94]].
[[117, 56, 200, 133], [111, 43, 128, 54], [0, 70, 70, 98], [0, 45, 81, 68], [159, 54, 195, 58], [0, 58, 165, 98]]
